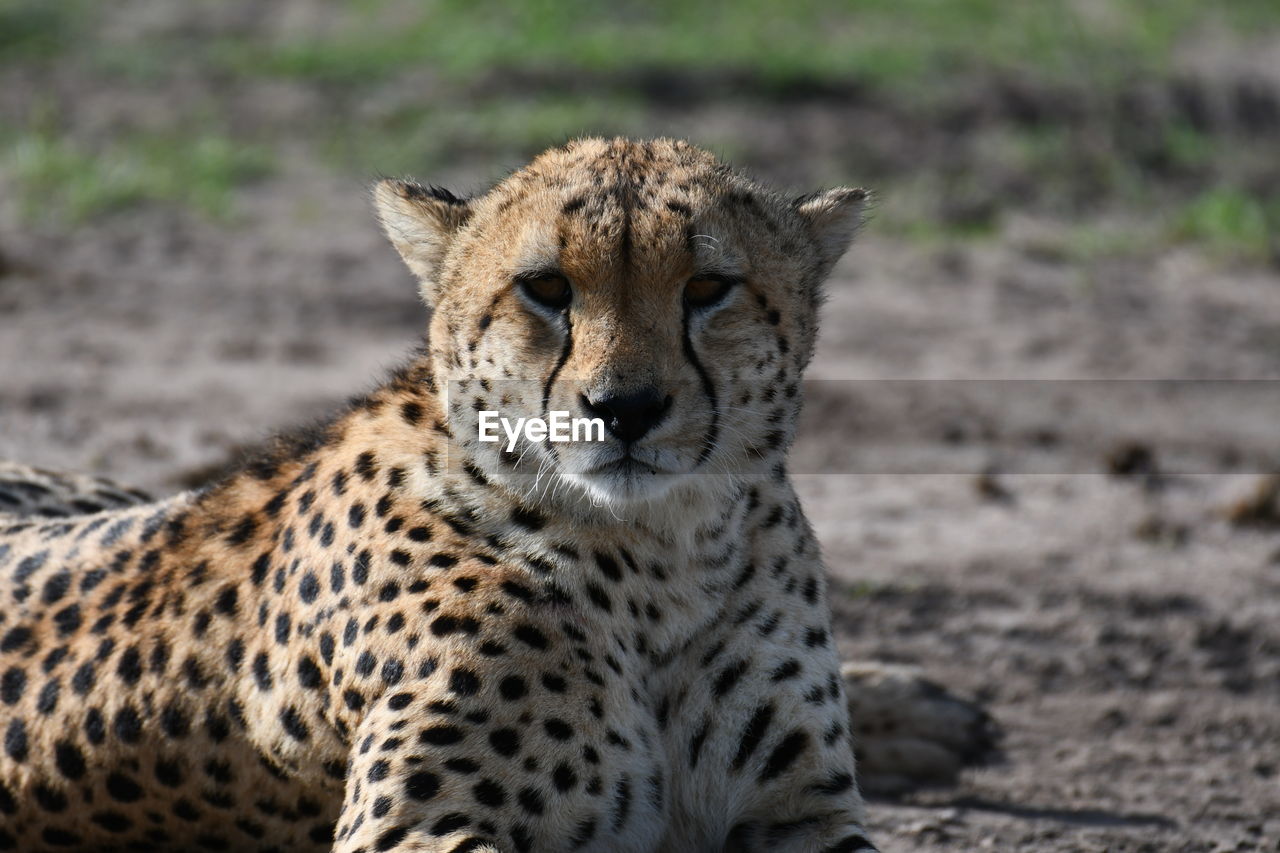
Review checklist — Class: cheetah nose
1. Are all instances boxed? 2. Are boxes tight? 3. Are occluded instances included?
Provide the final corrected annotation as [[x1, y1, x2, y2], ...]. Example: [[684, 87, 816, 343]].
[[580, 389, 673, 443]]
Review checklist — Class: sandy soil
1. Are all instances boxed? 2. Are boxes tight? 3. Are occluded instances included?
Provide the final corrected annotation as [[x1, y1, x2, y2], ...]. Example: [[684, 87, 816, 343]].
[[2, 68, 1279, 852]]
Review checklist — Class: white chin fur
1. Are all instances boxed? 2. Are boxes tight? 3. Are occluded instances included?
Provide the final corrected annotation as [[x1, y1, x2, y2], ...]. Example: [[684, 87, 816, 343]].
[[560, 468, 686, 507]]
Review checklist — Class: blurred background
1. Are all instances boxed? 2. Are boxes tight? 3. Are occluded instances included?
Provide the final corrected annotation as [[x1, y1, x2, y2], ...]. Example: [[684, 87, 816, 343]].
[[1, 1, 1278, 850], [3, 1, 1280, 247]]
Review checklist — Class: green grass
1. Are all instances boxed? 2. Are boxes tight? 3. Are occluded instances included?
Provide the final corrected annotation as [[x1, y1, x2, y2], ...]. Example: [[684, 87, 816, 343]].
[[1174, 188, 1280, 263], [205, 0, 1280, 93], [320, 94, 648, 175], [2, 0, 1279, 263], [0, 0, 78, 62], [11, 0, 1280, 90], [4, 130, 273, 222]]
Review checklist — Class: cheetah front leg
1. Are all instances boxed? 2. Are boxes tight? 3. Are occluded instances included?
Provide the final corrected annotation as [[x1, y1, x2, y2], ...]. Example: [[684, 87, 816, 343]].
[[721, 816, 877, 853], [696, 684, 879, 853], [716, 674, 992, 853], [333, 696, 509, 853], [331, 660, 663, 853], [713, 654, 880, 853]]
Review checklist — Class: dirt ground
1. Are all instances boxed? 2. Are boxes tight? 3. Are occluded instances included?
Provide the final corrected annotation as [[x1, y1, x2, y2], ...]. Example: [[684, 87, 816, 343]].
[[3, 30, 1280, 845]]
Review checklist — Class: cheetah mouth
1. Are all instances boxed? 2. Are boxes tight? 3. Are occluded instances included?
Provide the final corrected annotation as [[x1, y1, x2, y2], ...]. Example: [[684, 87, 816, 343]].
[[564, 453, 689, 503], [580, 455, 669, 477], [557, 444, 698, 504]]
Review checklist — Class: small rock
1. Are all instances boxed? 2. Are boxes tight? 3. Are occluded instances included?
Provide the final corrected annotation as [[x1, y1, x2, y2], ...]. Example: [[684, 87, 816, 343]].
[[974, 468, 1014, 504], [1133, 514, 1190, 546], [1107, 441, 1159, 479], [1097, 706, 1128, 730], [1219, 475, 1280, 528]]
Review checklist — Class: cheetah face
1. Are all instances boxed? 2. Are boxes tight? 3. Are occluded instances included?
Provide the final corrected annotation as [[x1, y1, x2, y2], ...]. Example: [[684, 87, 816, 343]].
[[375, 138, 864, 508]]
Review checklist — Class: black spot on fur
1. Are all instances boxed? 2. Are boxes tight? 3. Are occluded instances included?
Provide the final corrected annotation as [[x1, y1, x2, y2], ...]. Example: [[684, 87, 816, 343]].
[[760, 731, 809, 780], [401, 401, 424, 425]]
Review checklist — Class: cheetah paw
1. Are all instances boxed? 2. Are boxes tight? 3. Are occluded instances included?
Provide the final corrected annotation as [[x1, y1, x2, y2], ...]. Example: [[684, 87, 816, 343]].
[[842, 662, 1001, 795]]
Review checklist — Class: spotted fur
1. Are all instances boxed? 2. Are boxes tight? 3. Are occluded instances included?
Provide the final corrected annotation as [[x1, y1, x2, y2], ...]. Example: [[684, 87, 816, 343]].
[[0, 138, 887, 852]]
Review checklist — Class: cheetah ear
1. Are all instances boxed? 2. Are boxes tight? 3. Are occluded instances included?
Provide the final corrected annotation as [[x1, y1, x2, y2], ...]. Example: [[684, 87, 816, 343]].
[[374, 179, 474, 305], [792, 187, 869, 277]]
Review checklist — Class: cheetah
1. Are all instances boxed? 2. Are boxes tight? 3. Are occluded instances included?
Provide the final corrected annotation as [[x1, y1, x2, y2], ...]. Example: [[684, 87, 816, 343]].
[[0, 138, 994, 852]]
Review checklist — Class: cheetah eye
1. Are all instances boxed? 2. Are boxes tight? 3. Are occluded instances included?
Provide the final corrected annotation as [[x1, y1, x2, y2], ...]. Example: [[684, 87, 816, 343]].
[[684, 274, 739, 310], [516, 272, 572, 311]]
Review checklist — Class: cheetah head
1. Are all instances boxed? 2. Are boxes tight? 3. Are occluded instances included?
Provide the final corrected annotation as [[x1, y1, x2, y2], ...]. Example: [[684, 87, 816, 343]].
[[375, 138, 864, 511]]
